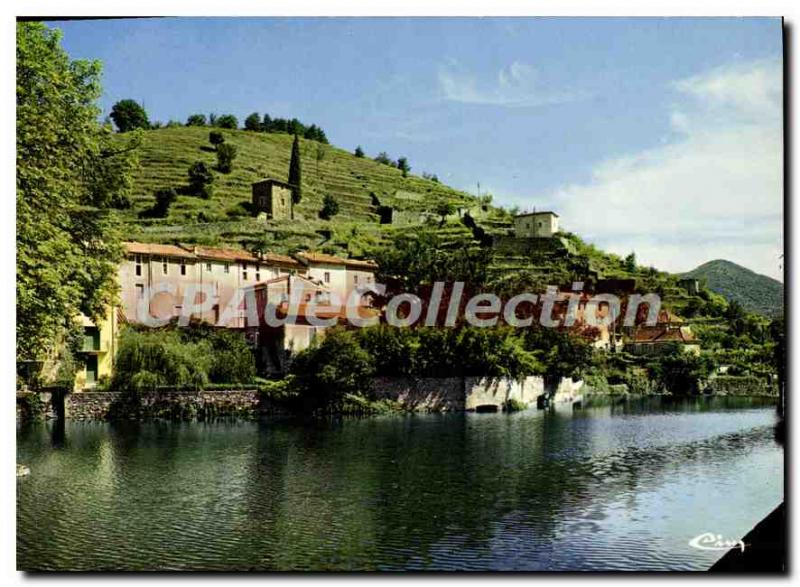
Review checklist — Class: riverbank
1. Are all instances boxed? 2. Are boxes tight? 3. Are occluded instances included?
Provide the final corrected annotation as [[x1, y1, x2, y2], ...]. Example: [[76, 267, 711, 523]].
[[17, 374, 779, 421]]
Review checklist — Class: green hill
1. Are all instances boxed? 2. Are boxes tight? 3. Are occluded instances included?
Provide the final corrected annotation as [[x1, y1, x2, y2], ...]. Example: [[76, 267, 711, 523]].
[[117, 126, 502, 256], [116, 126, 704, 313], [682, 259, 784, 317]]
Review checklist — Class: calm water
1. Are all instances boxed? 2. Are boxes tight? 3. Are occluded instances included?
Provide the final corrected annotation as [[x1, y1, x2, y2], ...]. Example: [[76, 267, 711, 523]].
[[17, 397, 783, 571]]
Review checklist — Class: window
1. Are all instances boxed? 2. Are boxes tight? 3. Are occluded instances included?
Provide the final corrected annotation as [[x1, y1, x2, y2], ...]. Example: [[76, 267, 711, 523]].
[[206, 262, 212, 272], [162, 258, 168, 275], [173, 305, 183, 317], [353, 274, 359, 284], [224, 263, 230, 274], [324, 271, 330, 283], [135, 284, 145, 299], [255, 264, 261, 282], [135, 255, 142, 276], [242, 263, 248, 280], [180, 262, 187, 276]]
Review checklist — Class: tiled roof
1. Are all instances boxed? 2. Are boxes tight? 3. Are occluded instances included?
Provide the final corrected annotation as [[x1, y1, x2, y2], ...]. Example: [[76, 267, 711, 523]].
[[190, 245, 259, 263], [123, 242, 196, 259], [261, 252, 303, 267], [124, 241, 302, 267], [631, 326, 696, 344], [296, 251, 378, 269], [514, 211, 559, 218]]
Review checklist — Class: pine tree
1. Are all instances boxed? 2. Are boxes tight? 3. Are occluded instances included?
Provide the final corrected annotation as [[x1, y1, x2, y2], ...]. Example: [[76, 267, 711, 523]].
[[288, 134, 302, 204]]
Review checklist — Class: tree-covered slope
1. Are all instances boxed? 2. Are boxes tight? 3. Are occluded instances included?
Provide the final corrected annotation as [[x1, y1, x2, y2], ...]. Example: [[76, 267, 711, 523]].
[[682, 259, 784, 317]]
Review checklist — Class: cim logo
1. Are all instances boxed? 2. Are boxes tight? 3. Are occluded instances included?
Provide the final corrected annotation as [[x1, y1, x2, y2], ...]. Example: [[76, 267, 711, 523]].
[[688, 532, 745, 553]]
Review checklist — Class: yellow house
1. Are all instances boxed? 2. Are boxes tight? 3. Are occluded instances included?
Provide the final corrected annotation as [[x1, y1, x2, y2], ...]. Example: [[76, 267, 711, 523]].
[[74, 306, 119, 390]]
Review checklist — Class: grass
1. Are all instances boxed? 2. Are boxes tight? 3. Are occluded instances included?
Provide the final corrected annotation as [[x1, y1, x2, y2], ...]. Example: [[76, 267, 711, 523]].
[[117, 126, 482, 254]]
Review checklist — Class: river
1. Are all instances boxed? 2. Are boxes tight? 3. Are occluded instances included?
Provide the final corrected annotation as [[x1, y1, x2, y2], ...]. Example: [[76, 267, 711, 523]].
[[17, 396, 783, 571]]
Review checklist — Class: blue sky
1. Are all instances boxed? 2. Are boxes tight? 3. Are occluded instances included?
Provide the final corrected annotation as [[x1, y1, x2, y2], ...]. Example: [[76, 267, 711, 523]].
[[51, 17, 783, 279]]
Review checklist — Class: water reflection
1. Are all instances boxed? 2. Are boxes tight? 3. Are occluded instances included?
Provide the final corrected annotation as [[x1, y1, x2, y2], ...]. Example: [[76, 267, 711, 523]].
[[17, 397, 782, 571]]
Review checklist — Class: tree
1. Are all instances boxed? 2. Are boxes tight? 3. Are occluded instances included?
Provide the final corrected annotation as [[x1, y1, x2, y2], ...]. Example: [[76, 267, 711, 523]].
[[319, 194, 340, 220], [244, 112, 262, 131], [215, 114, 238, 129], [209, 130, 225, 148], [17, 22, 135, 363], [374, 151, 393, 166], [624, 252, 637, 272], [216, 143, 238, 173], [186, 113, 207, 126], [436, 202, 456, 227], [288, 134, 303, 204], [109, 98, 149, 132], [262, 113, 272, 131], [355, 145, 365, 158], [148, 187, 177, 218], [397, 156, 410, 177], [188, 161, 214, 199], [289, 328, 375, 412]]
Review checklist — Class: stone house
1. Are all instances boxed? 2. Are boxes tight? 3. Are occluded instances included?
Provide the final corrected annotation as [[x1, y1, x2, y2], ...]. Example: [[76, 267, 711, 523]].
[[251, 178, 295, 220], [513, 211, 560, 238]]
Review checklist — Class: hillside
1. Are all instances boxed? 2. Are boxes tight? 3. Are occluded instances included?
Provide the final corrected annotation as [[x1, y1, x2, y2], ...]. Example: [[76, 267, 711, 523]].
[[116, 126, 706, 314], [682, 259, 784, 317], [116, 126, 500, 257]]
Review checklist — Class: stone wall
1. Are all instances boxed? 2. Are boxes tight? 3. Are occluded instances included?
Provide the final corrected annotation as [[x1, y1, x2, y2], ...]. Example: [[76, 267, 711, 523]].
[[706, 375, 778, 397], [464, 376, 545, 410], [369, 377, 465, 411], [64, 389, 267, 420], [369, 376, 547, 411]]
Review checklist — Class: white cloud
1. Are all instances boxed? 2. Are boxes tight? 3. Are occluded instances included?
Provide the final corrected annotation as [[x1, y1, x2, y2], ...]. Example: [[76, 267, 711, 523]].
[[546, 58, 783, 280], [438, 60, 583, 107]]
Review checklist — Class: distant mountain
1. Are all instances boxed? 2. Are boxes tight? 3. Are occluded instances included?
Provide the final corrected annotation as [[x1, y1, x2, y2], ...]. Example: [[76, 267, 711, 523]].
[[681, 259, 784, 317]]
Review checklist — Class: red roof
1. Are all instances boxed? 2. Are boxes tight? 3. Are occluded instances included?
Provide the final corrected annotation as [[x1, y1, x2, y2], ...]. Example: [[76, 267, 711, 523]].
[[124, 241, 303, 268], [295, 251, 377, 269], [123, 242, 195, 259], [631, 326, 696, 344]]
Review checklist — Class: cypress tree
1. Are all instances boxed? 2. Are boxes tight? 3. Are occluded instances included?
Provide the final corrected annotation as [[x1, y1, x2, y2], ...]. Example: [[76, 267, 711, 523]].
[[288, 134, 302, 204]]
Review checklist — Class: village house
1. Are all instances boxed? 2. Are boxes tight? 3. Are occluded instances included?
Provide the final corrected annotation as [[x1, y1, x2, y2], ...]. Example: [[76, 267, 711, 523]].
[[294, 251, 378, 305], [116, 241, 379, 374], [251, 178, 295, 220], [624, 310, 700, 355], [73, 306, 120, 390], [118, 242, 304, 327], [513, 211, 560, 238]]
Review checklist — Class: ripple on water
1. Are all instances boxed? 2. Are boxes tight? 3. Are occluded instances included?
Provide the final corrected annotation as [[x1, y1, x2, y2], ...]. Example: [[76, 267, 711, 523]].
[[17, 400, 783, 571]]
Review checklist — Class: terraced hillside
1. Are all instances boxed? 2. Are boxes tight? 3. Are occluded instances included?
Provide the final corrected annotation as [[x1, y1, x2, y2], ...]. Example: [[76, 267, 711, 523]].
[[117, 126, 492, 256], [117, 126, 724, 318]]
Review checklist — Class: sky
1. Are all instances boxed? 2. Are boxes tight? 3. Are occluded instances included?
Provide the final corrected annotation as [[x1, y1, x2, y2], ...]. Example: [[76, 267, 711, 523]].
[[51, 17, 783, 280]]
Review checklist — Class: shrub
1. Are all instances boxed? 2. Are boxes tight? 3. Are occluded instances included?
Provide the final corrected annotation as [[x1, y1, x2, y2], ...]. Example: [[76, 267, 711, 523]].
[[186, 113, 207, 126], [109, 99, 149, 132], [215, 114, 238, 129], [289, 328, 375, 412], [188, 161, 214, 199], [216, 143, 238, 173], [209, 130, 225, 147], [354, 145, 365, 158], [319, 194, 340, 220], [180, 325, 256, 384], [504, 398, 528, 412], [111, 329, 211, 391], [374, 152, 394, 166]]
